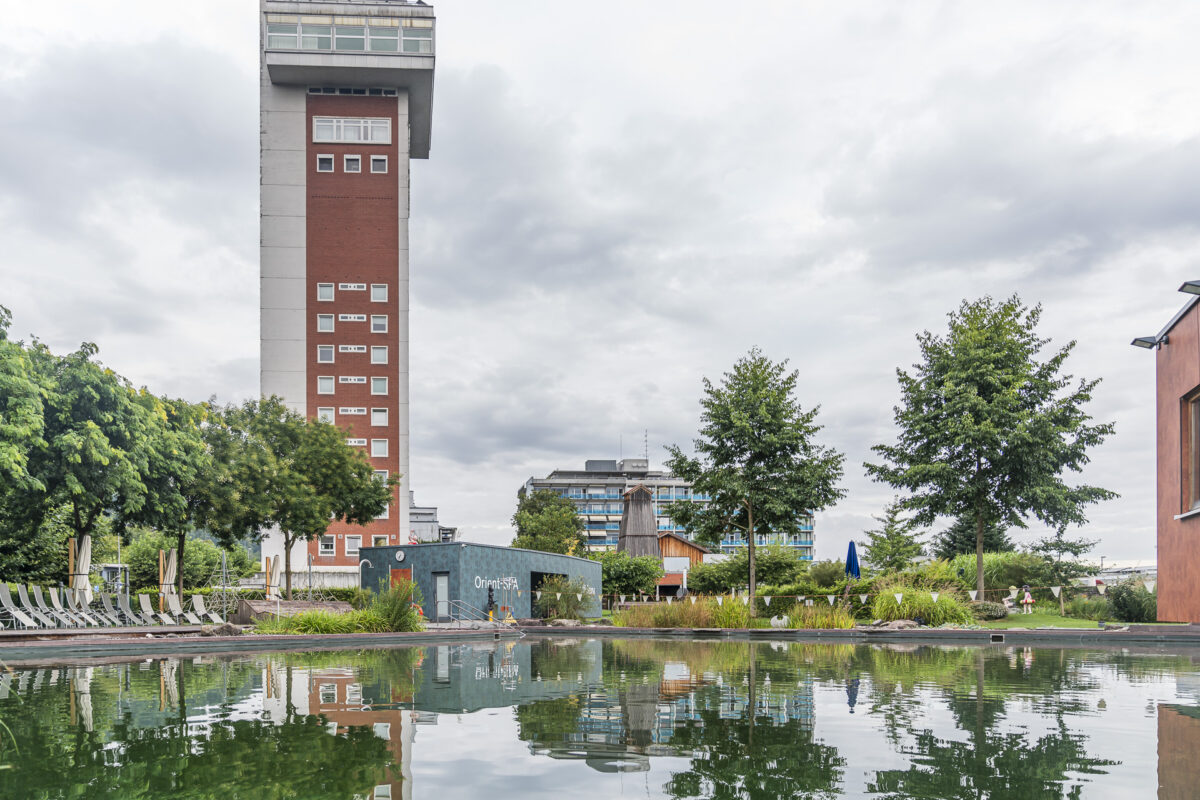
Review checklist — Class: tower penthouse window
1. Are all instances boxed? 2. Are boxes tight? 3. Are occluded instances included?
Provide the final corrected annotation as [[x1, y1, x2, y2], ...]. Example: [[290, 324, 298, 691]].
[[313, 117, 391, 145], [266, 16, 434, 55]]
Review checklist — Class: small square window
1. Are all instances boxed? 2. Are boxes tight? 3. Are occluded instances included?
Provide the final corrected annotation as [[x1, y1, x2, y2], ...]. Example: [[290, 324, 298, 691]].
[[319, 683, 336, 703], [345, 535, 361, 555], [370, 346, 388, 364], [317, 314, 334, 333], [371, 377, 388, 395], [317, 283, 334, 301], [344, 155, 361, 173], [370, 155, 388, 174], [373, 469, 388, 483], [370, 284, 388, 303], [319, 536, 335, 556], [317, 407, 335, 424], [317, 155, 334, 172], [371, 408, 388, 426], [370, 315, 387, 333], [317, 376, 335, 394], [377, 504, 390, 520], [317, 345, 334, 363], [372, 535, 388, 547], [371, 439, 388, 457]]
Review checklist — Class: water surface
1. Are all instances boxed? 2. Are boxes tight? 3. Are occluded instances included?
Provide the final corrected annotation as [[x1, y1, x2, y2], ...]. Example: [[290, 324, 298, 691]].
[[1, 637, 1197, 798]]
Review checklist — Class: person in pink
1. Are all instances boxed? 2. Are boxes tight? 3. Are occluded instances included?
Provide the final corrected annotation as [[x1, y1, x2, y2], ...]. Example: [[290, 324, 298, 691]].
[[1021, 585, 1034, 615]]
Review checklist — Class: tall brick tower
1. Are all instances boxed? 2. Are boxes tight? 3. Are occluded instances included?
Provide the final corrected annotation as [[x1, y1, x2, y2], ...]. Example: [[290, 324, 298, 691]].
[[259, 0, 435, 587]]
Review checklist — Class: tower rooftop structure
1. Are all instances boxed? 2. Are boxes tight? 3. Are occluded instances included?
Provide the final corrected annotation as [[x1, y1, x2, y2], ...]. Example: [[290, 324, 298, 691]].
[[263, 0, 436, 157]]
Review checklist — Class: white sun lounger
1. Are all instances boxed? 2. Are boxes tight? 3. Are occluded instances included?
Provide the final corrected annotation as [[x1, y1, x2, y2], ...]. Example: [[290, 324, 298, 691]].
[[120, 593, 155, 625], [140, 594, 175, 626], [100, 593, 138, 626], [31, 585, 77, 627], [192, 594, 224, 625], [49, 586, 96, 627], [167, 593, 203, 625], [0, 585, 39, 629], [65, 590, 113, 626], [17, 585, 57, 628]]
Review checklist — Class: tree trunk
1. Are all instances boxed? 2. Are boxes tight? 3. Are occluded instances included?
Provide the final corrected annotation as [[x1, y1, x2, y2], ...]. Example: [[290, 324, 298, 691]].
[[747, 503, 756, 617], [975, 506, 985, 597], [176, 532, 186, 598], [283, 534, 293, 600]]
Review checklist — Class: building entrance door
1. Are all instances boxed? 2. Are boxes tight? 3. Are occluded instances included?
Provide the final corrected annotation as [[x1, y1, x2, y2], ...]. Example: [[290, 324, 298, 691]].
[[435, 572, 449, 621]]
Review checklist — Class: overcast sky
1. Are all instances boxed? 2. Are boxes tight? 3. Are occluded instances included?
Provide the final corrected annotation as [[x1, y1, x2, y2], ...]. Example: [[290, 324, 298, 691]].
[[3, 1, 1197, 562]]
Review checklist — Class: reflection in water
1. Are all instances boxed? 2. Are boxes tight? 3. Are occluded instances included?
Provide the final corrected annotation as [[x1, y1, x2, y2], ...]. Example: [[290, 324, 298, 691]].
[[0, 640, 1196, 798]]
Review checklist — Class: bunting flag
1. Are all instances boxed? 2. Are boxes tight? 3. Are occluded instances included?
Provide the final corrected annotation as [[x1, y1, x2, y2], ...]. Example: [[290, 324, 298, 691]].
[[859, 594, 869, 605], [764, 597, 772, 606], [1050, 586, 1061, 598], [667, 597, 673, 605], [690, 596, 696, 605], [1097, 585, 1107, 595], [893, 593, 903, 605], [576, 593, 582, 601], [968, 590, 978, 601], [806, 599, 813, 607], [556, 593, 562, 600], [741, 596, 749, 606], [1144, 580, 1156, 593], [536, 591, 542, 600], [620, 595, 626, 604], [826, 595, 835, 605], [798, 595, 806, 603], [931, 592, 939, 603], [517, 590, 522, 597], [641, 595, 648, 602], [717, 597, 724, 606]]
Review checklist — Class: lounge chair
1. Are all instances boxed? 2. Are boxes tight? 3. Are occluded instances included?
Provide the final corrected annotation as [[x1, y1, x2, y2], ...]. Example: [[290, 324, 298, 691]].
[[192, 594, 224, 625], [65, 590, 110, 626], [120, 593, 155, 626], [32, 586, 77, 627], [0, 585, 39, 629], [140, 594, 176, 626], [16, 585, 57, 628], [49, 587, 96, 627], [167, 593, 203, 625], [101, 593, 138, 626]]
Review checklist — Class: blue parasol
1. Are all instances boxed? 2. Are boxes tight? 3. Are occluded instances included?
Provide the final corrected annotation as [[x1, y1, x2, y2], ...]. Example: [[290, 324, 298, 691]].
[[845, 540, 861, 580]]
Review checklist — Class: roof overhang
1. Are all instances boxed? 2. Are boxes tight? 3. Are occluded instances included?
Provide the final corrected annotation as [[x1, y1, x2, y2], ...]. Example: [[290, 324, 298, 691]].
[[265, 51, 435, 158]]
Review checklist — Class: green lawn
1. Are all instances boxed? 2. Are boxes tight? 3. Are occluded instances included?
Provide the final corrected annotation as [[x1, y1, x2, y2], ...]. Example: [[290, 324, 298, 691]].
[[981, 612, 1102, 630]]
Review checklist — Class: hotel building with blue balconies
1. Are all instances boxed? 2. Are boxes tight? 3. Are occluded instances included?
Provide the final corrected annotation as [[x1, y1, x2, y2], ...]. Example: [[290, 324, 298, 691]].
[[520, 459, 815, 559]]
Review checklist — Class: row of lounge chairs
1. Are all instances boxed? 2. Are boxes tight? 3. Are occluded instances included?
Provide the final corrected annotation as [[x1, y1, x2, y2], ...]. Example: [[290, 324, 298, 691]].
[[0, 584, 224, 630]]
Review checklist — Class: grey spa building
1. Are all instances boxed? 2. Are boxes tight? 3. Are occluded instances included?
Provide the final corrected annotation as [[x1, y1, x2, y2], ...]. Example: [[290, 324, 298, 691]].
[[360, 542, 602, 621]]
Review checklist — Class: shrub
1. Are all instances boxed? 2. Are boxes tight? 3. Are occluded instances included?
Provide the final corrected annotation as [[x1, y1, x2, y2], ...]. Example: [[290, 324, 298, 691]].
[[612, 599, 715, 628], [870, 587, 973, 626], [368, 580, 423, 631], [253, 580, 423, 634], [1107, 580, 1157, 624], [685, 546, 809, 594], [787, 604, 856, 629], [969, 601, 1009, 620], [593, 551, 664, 597], [710, 596, 753, 629], [534, 576, 593, 620], [807, 560, 845, 588], [1064, 595, 1111, 621], [948, 551, 1059, 598]]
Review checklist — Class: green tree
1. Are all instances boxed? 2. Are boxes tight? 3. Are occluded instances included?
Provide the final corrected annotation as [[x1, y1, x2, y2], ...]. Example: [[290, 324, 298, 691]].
[[861, 499, 925, 573], [593, 550, 664, 596], [666, 348, 845, 608], [212, 397, 397, 599], [511, 489, 587, 556], [126, 528, 254, 591], [865, 296, 1116, 595], [0, 305, 46, 492], [685, 544, 808, 594], [1029, 527, 1097, 613], [930, 513, 1013, 560]]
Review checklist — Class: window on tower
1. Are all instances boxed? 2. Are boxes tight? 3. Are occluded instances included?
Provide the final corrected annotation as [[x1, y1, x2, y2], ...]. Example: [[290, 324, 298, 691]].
[[313, 118, 391, 145], [317, 376, 335, 394], [316, 154, 334, 172], [317, 314, 334, 333], [370, 315, 388, 333], [317, 345, 334, 364], [370, 155, 388, 174], [317, 283, 334, 301], [370, 346, 388, 364], [344, 155, 361, 173], [370, 284, 388, 302], [371, 377, 388, 395]]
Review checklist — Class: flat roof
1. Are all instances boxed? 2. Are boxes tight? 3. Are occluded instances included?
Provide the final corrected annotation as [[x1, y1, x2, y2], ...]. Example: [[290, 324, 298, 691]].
[[360, 540, 599, 566]]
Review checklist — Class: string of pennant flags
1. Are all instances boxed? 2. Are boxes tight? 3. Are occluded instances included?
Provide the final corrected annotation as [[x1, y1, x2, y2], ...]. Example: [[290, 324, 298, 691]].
[[586, 580, 1155, 607], [515, 580, 1155, 605]]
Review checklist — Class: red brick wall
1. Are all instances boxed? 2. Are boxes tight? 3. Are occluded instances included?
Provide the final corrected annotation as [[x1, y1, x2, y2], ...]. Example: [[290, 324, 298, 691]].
[[1156, 301, 1200, 622], [305, 94, 403, 567]]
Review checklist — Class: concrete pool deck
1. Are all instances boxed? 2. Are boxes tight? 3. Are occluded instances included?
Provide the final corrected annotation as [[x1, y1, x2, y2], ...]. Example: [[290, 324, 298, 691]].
[[2, 622, 1199, 665]]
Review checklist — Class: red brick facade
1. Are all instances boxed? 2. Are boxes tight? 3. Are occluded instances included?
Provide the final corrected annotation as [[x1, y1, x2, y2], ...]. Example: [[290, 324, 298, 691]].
[[305, 94, 404, 568]]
